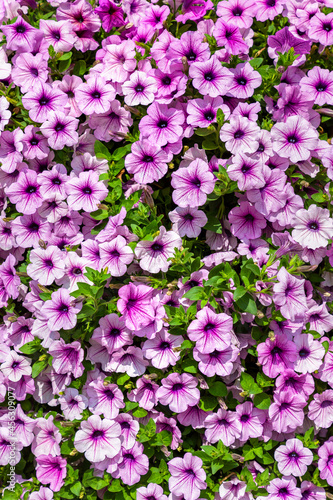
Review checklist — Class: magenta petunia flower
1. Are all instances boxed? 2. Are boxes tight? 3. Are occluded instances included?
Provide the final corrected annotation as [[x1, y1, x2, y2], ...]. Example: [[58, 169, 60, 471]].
[[40, 111, 79, 149], [35, 455, 67, 492], [228, 62, 261, 98], [127, 377, 159, 411], [11, 213, 51, 249], [194, 344, 239, 377], [318, 439, 333, 486], [292, 205, 333, 250], [271, 116, 318, 163], [300, 67, 333, 106], [125, 139, 169, 184], [204, 409, 241, 446], [22, 82, 68, 124], [49, 339, 84, 378], [12, 53, 48, 94], [39, 19, 75, 52], [87, 380, 125, 419], [229, 201, 266, 240], [139, 102, 185, 146], [267, 476, 301, 500], [308, 12, 333, 46], [6, 169, 43, 215], [269, 390, 306, 433], [227, 153, 265, 191], [100, 235, 134, 277], [142, 329, 183, 369], [59, 387, 88, 421], [113, 442, 149, 486], [171, 159, 215, 208], [116, 414, 139, 450], [189, 55, 233, 97], [275, 439, 313, 477], [76, 75, 115, 115], [235, 401, 266, 441], [74, 415, 121, 462], [91, 313, 132, 354], [273, 267, 307, 321], [186, 96, 229, 129], [21, 125, 49, 160], [257, 334, 298, 378], [187, 306, 232, 354], [168, 452, 207, 500], [220, 116, 260, 155], [294, 334, 325, 374], [213, 19, 249, 55], [103, 40, 137, 83], [1, 16, 40, 51], [95, 0, 125, 30], [117, 283, 155, 331], [1, 351, 32, 382], [156, 373, 200, 413], [169, 206, 208, 238], [137, 483, 168, 500], [123, 71, 157, 106], [27, 245, 65, 286], [0, 128, 24, 173], [40, 288, 82, 331], [65, 171, 108, 212], [168, 30, 210, 65], [135, 226, 182, 274], [308, 389, 333, 428]]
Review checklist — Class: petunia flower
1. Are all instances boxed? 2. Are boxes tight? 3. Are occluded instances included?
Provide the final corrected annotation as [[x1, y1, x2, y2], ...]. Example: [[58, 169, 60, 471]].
[[135, 226, 182, 274], [40, 288, 82, 331], [74, 415, 121, 462], [156, 373, 200, 413], [65, 171, 108, 212], [168, 452, 207, 500]]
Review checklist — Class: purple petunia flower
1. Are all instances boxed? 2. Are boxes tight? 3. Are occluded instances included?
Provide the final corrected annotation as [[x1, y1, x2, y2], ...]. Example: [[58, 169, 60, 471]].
[[100, 235, 134, 277], [220, 116, 260, 155], [87, 379, 125, 419], [95, 0, 125, 30], [308, 389, 333, 428], [27, 245, 65, 286], [135, 226, 182, 274], [39, 19, 75, 53], [271, 116, 318, 163], [267, 476, 301, 500], [213, 19, 249, 55], [113, 442, 149, 486], [318, 439, 333, 486], [117, 283, 155, 331], [22, 82, 68, 124], [292, 205, 333, 250], [125, 139, 169, 184], [168, 452, 207, 500], [235, 401, 266, 441], [12, 53, 48, 94], [123, 71, 157, 106], [156, 373, 200, 413], [227, 153, 265, 191], [204, 409, 241, 446], [49, 339, 84, 378], [269, 390, 306, 433], [257, 334, 298, 378], [137, 483, 168, 500], [142, 329, 183, 369], [229, 62, 261, 98], [36, 455, 67, 492], [171, 159, 215, 208], [169, 206, 208, 238], [40, 288, 82, 331], [300, 67, 333, 106], [273, 267, 307, 321], [91, 313, 132, 354], [1, 351, 32, 382], [187, 306, 232, 354], [294, 334, 325, 374], [74, 415, 121, 462], [189, 56, 233, 97], [65, 171, 108, 212], [229, 201, 266, 240], [6, 169, 43, 215], [40, 111, 79, 149], [275, 439, 313, 477], [1, 16, 40, 51], [139, 102, 185, 146]]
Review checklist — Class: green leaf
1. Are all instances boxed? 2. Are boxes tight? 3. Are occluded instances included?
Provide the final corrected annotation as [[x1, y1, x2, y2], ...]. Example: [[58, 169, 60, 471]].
[[195, 127, 215, 137], [183, 286, 206, 301], [109, 479, 122, 492], [89, 477, 109, 490], [73, 59, 86, 76], [311, 192, 326, 203], [199, 395, 218, 411], [253, 393, 271, 410], [249, 57, 263, 68], [209, 381, 227, 397], [233, 286, 247, 301], [132, 407, 148, 418], [59, 58, 71, 72], [39, 292, 52, 301], [112, 145, 132, 161], [90, 209, 109, 220], [202, 139, 218, 150], [117, 373, 130, 385], [31, 360, 47, 378], [216, 108, 225, 125], [182, 358, 198, 374], [58, 51, 72, 60], [94, 140, 111, 159], [70, 482, 82, 496], [235, 292, 257, 315], [240, 372, 262, 394], [19, 339, 42, 355]]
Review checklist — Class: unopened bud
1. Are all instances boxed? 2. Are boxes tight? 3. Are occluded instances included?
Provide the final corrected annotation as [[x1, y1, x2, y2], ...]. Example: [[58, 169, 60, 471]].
[[37, 284, 50, 293], [182, 56, 189, 74], [124, 104, 141, 116], [296, 265, 318, 272], [268, 331, 275, 341], [300, 180, 309, 188], [231, 454, 244, 463], [257, 311, 264, 319], [218, 397, 228, 410], [39, 239, 47, 249], [97, 204, 108, 210]]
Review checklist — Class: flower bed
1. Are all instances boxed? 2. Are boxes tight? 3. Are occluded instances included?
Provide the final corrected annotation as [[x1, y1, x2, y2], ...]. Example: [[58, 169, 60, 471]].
[[0, 0, 333, 499]]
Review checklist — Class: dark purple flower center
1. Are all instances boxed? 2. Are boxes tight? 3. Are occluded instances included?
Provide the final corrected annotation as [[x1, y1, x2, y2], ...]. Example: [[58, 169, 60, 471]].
[[186, 49, 197, 61], [143, 155, 154, 163], [266, 0, 276, 6], [160, 341, 171, 350], [271, 346, 282, 356], [204, 322, 215, 331], [110, 249, 120, 258], [162, 76, 171, 85], [302, 490, 311, 500], [257, 143, 265, 152], [72, 267, 82, 276], [16, 24, 26, 34], [204, 71, 215, 82], [186, 469, 196, 476], [323, 22, 332, 32], [11, 361, 20, 369], [240, 414, 250, 422], [307, 221, 319, 230], [218, 418, 230, 426], [237, 77, 247, 86], [210, 350, 221, 359], [280, 402, 290, 410], [234, 129, 244, 139], [104, 389, 115, 400], [91, 91, 101, 99], [59, 304, 69, 313], [53, 31, 61, 41], [127, 298, 137, 309], [245, 213, 254, 222], [52, 178, 62, 185], [158, 119, 168, 128], [299, 348, 310, 358], [30, 67, 39, 77], [289, 451, 299, 458], [110, 328, 121, 337], [232, 6, 243, 16], [145, 383, 153, 391], [184, 213, 194, 221], [241, 164, 251, 173], [29, 222, 40, 232], [39, 96, 50, 106], [316, 82, 327, 92], [92, 430, 104, 439], [83, 187, 92, 194], [172, 383, 184, 392], [151, 243, 163, 252], [147, 497, 156, 500], [287, 135, 298, 144], [45, 259, 54, 268], [187, 280, 198, 288], [204, 110, 215, 121], [121, 421, 131, 429], [135, 84, 144, 93], [66, 90, 75, 98], [124, 453, 134, 460], [26, 185, 37, 194], [279, 487, 289, 495], [55, 123, 65, 132], [30, 138, 39, 146], [321, 400, 333, 408], [192, 177, 201, 188]]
